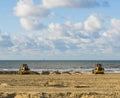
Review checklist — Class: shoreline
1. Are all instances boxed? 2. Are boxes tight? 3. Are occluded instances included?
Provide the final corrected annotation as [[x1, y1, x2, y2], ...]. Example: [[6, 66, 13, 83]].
[[0, 66, 120, 74], [0, 70, 120, 75]]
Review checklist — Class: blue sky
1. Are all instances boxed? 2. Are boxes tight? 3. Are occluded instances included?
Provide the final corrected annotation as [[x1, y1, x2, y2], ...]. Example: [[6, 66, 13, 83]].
[[0, 0, 120, 60]]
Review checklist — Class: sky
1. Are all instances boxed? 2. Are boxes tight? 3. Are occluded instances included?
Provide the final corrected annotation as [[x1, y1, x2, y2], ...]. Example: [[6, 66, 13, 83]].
[[0, 0, 120, 60]]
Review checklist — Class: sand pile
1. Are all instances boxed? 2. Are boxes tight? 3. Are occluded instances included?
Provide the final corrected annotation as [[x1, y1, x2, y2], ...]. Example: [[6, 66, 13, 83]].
[[0, 92, 120, 98], [0, 83, 9, 87]]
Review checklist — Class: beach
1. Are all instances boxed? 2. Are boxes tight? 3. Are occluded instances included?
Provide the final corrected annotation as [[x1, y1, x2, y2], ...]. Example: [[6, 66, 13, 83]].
[[0, 72, 120, 98]]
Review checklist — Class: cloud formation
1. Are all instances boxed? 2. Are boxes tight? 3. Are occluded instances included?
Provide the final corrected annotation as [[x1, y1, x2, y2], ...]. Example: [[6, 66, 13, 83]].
[[1, 13, 120, 59], [14, 0, 50, 18], [42, 0, 99, 8], [42, 0, 108, 8], [20, 18, 46, 30], [84, 14, 105, 32], [0, 32, 13, 48], [14, 0, 50, 30], [14, 0, 109, 30], [7, 0, 120, 59]]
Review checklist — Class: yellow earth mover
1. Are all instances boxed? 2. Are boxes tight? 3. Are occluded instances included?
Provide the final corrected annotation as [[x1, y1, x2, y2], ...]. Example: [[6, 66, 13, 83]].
[[92, 63, 104, 74], [19, 64, 30, 74]]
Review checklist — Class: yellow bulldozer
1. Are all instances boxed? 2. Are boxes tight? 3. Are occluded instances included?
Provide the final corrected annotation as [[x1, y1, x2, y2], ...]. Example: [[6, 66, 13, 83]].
[[19, 64, 30, 74], [92, 63, 104, 74]]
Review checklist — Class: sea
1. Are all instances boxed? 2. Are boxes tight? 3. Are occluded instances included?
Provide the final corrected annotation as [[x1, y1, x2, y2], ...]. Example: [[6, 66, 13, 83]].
[[0, 60, 120, 73]]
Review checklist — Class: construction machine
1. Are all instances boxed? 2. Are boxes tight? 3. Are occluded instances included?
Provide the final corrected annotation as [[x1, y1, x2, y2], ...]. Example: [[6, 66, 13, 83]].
[[19, 64, 30, 74], [92, 63, 104, 74]]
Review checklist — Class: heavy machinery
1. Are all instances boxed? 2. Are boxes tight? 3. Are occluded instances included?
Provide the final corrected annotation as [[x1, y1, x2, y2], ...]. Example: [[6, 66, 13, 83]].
[[19, 64, 30, 74], [92, 63, 104, 74]]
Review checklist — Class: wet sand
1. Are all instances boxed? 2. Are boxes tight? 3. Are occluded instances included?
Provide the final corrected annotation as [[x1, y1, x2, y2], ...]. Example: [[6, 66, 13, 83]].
[[0, 72, 120, 98]]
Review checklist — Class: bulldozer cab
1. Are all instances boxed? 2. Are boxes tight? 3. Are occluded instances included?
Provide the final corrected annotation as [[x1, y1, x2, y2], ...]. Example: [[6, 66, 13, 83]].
[[22, 64, 29, 70], [95, 64, 103, 70], [92, 63, 104, 74], [19, 64, 30, 74]]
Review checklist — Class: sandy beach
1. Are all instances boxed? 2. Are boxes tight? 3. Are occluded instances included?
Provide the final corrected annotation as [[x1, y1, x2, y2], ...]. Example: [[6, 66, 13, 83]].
[[0, 72, 120, 98]]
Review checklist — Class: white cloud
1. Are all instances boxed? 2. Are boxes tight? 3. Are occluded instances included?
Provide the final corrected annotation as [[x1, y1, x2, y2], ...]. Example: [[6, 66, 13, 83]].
[[2, 11, 120, 59], [20, 18, 46, 30], [0, 32, 13, 48], [84, 14, 105, 32], [14, 0, 49, 18], [35, 14, 105, 51], [14, 0, 34, 17], [42, 0, 106, 8], [47, 23, 65, 39], [102, 18, 120, 52], [14, 0, 109, 31], [14, 0, 50, 30], [110, 18, 120, 31]]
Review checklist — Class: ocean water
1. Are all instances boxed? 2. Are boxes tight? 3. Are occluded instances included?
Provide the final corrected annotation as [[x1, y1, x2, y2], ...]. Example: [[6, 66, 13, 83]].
[[0, 60, 120, 73]]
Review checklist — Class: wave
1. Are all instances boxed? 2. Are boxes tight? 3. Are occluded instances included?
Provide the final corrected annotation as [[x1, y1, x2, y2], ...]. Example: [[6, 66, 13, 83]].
[[0, 68, 120, 73]]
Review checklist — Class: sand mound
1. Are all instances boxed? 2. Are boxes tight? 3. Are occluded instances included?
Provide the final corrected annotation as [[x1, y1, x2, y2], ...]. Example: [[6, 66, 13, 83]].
[[0, 83, 9, 87], [0, 92, 119, 98], [0, 93, 15, 98], [0, 71, 40, 75]]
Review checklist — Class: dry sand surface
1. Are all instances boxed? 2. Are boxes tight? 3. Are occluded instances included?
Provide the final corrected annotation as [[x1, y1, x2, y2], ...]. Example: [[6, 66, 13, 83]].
[[0, 72, 120, 98]]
